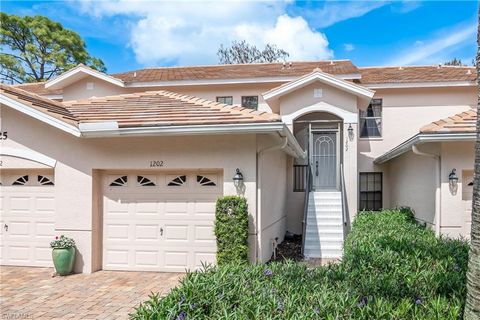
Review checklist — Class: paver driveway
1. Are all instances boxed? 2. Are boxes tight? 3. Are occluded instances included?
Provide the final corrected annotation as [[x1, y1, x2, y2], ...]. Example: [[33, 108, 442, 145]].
[[0, 266, 183, 320]]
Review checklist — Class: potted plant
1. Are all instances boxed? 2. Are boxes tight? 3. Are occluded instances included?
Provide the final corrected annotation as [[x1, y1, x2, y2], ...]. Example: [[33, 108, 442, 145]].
[[50, 235, 76, 276]]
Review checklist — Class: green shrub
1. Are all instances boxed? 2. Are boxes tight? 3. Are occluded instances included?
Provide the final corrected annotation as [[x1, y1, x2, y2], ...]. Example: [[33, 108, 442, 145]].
[[214, 196, 249, 265], [131, 208, 469, 320]]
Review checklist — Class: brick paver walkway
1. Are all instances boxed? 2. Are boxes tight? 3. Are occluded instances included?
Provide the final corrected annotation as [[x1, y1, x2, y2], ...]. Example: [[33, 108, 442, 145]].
[[0, 266, 182, 320]]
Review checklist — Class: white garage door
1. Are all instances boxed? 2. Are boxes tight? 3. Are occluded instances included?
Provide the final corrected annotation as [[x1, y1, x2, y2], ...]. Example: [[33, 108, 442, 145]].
[[103, 171, 222, 272], [0, 170, 55, 267]]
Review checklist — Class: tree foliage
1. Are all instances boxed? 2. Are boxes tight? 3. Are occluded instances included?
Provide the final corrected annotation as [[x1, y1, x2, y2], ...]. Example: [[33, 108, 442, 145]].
[[444, 58, 466, 66], [464, 6, 480, 319], [217, 40, 289, 64], [0, 13, 105, 84]]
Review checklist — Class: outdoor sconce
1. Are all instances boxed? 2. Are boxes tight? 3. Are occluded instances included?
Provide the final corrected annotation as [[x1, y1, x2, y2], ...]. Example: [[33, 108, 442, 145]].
[[233, 168, 244, 188], [347, 124, 354, 141], [449, 168, 459, 195], [233, 168, 245, 196]]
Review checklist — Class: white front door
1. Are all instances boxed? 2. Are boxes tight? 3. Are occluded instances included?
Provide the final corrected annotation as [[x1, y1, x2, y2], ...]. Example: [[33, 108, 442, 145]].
[[310, 132, 339, 190], [102, 171, 222, 272], [0, 170, 55, 267]]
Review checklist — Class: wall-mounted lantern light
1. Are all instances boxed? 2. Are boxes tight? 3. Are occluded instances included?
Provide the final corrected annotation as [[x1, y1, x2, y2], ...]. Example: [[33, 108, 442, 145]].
[[449, 168, 459, 188], [347, 124, 354, 141], [233, 168, 245, 196], [449, 168, 459, 195], [233, 168, 244, 188]]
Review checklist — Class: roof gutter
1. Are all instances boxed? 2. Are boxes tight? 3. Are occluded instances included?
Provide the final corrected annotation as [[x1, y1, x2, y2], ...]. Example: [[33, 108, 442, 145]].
[[79, 121, 306, 158], [374, 132, 476, 164]]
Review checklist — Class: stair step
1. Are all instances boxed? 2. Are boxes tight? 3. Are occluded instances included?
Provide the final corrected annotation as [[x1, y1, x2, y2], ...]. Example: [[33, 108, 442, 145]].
[[306, 220, 343, 226], [304, 249, 343, 258], [308, 205, 342, 211], [304, 243, 343, 249], [307, 215, 343, 225]]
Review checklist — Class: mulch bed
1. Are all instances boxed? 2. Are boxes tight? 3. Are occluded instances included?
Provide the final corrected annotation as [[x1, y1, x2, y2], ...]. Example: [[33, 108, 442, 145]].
[[270, 233, 303, 262]]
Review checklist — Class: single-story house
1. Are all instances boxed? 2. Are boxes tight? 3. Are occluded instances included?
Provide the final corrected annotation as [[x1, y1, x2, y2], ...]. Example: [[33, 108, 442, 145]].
[[0, 60, 476, 273]]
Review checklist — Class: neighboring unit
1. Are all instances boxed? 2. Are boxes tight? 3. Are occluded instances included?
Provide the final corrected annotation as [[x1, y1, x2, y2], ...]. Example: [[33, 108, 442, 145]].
[[0, 60, 475, 273]]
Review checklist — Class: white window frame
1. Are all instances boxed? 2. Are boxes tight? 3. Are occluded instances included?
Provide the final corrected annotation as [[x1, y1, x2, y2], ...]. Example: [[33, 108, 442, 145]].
[[241, 95, 258, 110], [359, 99, 382, 139], [216, 96, 233, 105]]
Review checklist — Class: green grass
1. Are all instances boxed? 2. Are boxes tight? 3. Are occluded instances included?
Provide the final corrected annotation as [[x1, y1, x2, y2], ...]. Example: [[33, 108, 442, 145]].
[[131, 208, 469, 320]]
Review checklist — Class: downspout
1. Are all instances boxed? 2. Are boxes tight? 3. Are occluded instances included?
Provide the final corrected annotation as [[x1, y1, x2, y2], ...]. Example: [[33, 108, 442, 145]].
[[255, 135, 288, 262], [412, 145, 441, 236]]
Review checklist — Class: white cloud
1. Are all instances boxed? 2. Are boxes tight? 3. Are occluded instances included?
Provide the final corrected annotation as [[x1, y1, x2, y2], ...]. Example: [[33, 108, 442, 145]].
[[234, 15, 333, 61], [77, 1, 333, 66], [387, 23, 476, 65], [343, 43, 355, 52], [301, 1, 388, 28]]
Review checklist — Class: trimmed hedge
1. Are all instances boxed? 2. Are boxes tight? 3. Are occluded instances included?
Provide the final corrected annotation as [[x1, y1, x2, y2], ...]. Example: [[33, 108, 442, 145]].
[[213, 196, 249, 265], [131, 209, 469, 319]]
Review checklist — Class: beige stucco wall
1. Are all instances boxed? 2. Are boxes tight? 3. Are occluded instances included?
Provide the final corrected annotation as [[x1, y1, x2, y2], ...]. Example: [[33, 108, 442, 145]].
[[1, 106, 264, 273], [359, 86, 475, 209], [387, 145, 438, 228], [440, 141, 474, 238], [387, 141, 474, 239], [62, 77, 126, 101], [278, 82, 358, 117], [257, 135, 288, 262], [359, 86, 475, 171]]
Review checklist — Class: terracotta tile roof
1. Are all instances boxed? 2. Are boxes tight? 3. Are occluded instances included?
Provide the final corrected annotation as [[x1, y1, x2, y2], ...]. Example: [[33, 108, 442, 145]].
[[64, 90, 280, 128], [1, 83, 280, 129], [420, 109, 477, 134], [112, 60, 359, 83], [0, 83, 77, 125], [359, 65, 476, 84], [11, 82, 62, 96]]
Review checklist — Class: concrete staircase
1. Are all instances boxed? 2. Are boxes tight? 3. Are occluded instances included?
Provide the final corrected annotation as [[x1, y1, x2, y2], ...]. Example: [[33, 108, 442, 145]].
[[303, 191, 344, 259]]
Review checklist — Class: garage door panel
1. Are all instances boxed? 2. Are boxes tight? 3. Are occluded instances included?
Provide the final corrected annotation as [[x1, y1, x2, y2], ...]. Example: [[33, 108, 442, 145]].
[[9, 196, 32, 212], [35, 197, 55, 212], [194, 225, 215, 242], [35, 222, 55, 238], [8, 221, 31, 237], [135, 250, 159, 267], [104, 249, 130, 267], [165, 201, 189, 215], [35, 246, 52, 263], [103, 171, 222, 272], [7, 245, 30, 262], [135, 224, 160, 240], [194, 252, 216, 268], [164, 225, 189, 241], [105, 224, 130, 240]]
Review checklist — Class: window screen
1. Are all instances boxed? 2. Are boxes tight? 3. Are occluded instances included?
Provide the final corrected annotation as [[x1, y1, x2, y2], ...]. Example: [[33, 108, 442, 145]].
[[216, 96, 233, 105], [359, 99, 382, 138], [359, 172, 382, 211], [241, 96, 258, 110]]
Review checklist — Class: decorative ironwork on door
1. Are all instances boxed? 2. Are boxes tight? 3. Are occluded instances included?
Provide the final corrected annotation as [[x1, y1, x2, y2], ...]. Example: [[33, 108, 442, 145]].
[[311, 132, 337, 189]]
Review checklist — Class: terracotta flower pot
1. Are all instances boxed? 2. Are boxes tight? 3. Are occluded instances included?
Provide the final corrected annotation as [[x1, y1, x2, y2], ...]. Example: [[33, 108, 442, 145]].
[[52, 247, 75, 276]]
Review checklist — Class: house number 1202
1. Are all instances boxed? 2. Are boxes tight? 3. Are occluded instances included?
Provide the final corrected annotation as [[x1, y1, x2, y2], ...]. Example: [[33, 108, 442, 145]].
[[149, 160, 164, 167]]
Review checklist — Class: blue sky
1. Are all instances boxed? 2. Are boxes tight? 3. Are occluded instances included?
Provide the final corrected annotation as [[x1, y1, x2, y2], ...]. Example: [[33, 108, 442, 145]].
[[2, 1, 477, 73]]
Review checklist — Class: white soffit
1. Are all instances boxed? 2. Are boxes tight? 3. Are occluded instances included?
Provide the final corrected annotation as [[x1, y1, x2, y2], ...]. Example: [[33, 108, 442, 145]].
[[45, 65, 125, 90]]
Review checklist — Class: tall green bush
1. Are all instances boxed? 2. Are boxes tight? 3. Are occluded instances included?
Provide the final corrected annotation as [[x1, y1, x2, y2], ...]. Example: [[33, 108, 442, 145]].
[[214, 196, 249, 265]]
